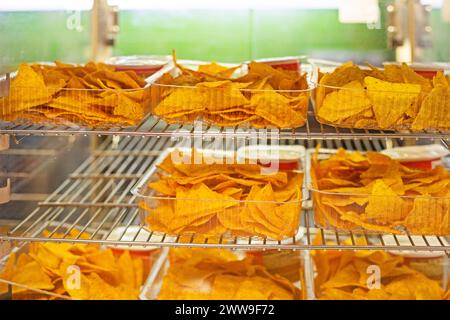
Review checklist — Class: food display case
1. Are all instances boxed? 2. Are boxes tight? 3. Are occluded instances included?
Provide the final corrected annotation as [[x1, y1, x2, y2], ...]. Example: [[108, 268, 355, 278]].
[[0, 0, 449, 302]]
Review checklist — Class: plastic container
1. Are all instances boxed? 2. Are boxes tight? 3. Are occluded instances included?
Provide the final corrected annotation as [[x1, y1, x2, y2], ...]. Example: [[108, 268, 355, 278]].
[[309, 234, 450, 300], [105, 226, 161, 274], [148, 60, 315, 129], [250, 56, 305, 71], [105, 55, 170, 77], [0, 240, 162, 300], [237, 145, 305, 171], [132, 147, 305, 241], [140, 248, 307, 300], [381, 235, 449, 285], [383, 62, 449, 80], [0, 64, 152, 128], [311, 61, 450, 132], [308, 148, 450, 236], [380, 144, 449, 170]]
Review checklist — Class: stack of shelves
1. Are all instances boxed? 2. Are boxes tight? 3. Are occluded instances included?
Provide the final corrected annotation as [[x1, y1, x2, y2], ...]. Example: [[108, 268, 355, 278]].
[[0, 116, 448, 254]]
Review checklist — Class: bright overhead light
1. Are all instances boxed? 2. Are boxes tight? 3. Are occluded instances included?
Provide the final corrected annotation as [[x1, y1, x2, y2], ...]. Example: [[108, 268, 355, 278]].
[[108, 0, 342, 10], [0, 0, 444, 11], [339, 0, 380, 24], [1, 0, 343, 12], [0, 0, 93, 11]]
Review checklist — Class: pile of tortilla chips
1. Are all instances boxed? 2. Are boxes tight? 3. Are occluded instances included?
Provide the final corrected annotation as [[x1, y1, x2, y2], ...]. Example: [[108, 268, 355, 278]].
[[139, 149, 303, 240], [0, 230, 146, 300], [151, 54, 309, 128], [315, 62, 450, 131], [311, 148, 450, 235], [158, 248, 301, 300], [312, 242, 447, 300], [0, 61, 148, 127]]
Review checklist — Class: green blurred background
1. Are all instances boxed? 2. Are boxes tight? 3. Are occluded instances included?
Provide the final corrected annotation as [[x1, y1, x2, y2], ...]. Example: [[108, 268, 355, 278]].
[[0, 3, 449, 71]]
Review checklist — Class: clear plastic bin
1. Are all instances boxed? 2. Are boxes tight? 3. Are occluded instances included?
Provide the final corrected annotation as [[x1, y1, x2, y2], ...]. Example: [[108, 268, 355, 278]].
[[309, 234, 449, 300], [0, 237, 162, 300], [311, 62, 450, 131], [0, 64, 152, 128], [140, 248, 307, 300], [148, 60, 315, 129], [132, 147, 305, 241], [309, 149, 450, 235]]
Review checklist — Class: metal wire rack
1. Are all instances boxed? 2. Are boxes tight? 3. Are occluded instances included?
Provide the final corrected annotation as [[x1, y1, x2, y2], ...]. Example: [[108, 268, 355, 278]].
[[0, 136, 73, 193], [0, 134, 448, 253], [1, 112, 449, 142]]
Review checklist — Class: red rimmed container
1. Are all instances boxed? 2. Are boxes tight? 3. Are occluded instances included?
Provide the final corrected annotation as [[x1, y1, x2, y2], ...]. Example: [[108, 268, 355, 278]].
[[132, 147, 305, 241], [105, 55, 170, 78], [0, 237, 163, 300], [237, 145, 305, 172], [309, 235, 450, 300], [148, 59, 315, 129], [250, 56, 305, 71], [311, 61, 450, 132], [380, 144, 449, 171], [308, 148, 450, 236], [0, 62, 152, 129], [106, 226, 162, 276]]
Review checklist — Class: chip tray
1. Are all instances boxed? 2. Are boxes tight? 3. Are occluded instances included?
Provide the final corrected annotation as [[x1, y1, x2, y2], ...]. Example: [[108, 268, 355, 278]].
[[148, 60, 316, 129], [0, 63, 152, 129], [132, 147, 306, 241], [311, 62, 450, 132], [0, 237, 163, 300], [308, 148, 450, 236], [309, 232, 449, 300]]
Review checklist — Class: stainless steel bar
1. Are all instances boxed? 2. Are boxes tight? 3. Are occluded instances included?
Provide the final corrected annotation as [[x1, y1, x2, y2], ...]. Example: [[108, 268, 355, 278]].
[[56, 136, 163, 238], [2, 234, 449, 251], [38, 202, 136, 208], [16, 136, 139, 236], [1, 116, 448, 140], [69, 174, 142, 179], [44, 141, 142, 232], [85, 137, 171, 237], [3, 126, 449, 251], [81, 140, 171, 237]]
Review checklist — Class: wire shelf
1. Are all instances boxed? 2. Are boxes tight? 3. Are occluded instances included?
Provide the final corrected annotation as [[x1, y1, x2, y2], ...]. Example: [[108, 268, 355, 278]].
[[0, 136, 73, 194], [1, 112, 449, 141], [0, 135, 448, 253]]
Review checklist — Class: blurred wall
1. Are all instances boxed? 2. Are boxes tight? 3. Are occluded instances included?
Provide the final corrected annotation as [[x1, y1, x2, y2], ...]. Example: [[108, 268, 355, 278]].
[[114, 9, 393, 64], [0, 6, 448, 71]]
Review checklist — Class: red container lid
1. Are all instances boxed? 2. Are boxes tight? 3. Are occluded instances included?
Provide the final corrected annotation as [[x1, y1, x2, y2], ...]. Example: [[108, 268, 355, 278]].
[[105, 55, 170, 76], [250, 56, 302, 71], [413, 70, 438, 80], [383, 62, 445, 80], [400, 160, 435, 171], [259, 160, 299, 171]]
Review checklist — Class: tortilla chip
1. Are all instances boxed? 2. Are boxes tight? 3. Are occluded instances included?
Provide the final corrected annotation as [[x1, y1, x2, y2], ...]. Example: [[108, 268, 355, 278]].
[[412, 85, 450, 131], [365, 76, 421, 129]]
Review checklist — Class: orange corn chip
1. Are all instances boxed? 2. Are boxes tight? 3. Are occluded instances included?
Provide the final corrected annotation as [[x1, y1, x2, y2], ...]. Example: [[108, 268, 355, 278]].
[[412, 85, 450, 131], [252, 91, 306, 128], [2, 64, 51, 115], [318, 80, 371, 123], [365, 76, 421, 129]]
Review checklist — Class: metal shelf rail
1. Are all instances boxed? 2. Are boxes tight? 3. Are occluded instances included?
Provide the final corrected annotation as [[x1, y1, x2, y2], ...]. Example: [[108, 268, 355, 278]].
[[0, 136, 72, 193], [0, 135, 448, 253], [1, 113, 449, 142]]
